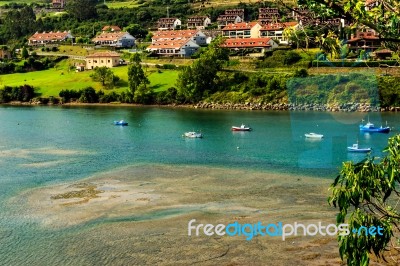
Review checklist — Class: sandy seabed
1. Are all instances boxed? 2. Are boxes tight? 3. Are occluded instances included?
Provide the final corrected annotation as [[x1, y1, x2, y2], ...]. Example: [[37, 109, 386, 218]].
[[9, 164, 398, 265]]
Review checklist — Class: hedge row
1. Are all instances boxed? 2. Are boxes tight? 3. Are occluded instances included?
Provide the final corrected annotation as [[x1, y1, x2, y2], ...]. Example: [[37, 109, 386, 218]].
[[311, 60, 399, 67]]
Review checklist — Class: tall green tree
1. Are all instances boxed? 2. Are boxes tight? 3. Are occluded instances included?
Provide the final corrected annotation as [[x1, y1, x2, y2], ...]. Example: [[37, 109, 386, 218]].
[[21, 47, 29, 59], [3, 6, 37, 41], [127, 53, 149, 96], [329, 135, 400, 265], [90, 66, 113, 87], [177, 37, 229, 103], [66, 0, 97, 21]]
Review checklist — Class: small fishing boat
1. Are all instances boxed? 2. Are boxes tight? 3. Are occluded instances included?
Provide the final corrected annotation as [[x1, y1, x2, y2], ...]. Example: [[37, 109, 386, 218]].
[[305, 133, 324, 139], [114, 120, 128, 126], [231, 124, 252, 131], [347, 143, 371, 153], [183, 131, 203, 138], [359, 121, 390, 133]]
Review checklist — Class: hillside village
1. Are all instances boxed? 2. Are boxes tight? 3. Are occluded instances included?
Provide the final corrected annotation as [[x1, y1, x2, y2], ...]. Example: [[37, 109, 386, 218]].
[[0, 0, 399, 107]]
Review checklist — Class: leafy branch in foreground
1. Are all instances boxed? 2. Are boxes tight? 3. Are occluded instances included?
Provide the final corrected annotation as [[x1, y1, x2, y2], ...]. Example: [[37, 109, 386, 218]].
[[329, 135, 400, 265]]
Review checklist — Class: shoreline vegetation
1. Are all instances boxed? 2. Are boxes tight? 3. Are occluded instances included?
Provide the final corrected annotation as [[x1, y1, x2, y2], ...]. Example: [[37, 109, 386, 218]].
[[4, 100, 400, 112]]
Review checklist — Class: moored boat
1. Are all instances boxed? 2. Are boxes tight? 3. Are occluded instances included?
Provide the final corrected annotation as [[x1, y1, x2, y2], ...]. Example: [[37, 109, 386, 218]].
[[304, 133, 323, 139], [183, 131, 203, 138], [347, 143, 371, 153], [114, 120, 128, 126], [359, 121, 390, 133], [231, 124, 252, 131]]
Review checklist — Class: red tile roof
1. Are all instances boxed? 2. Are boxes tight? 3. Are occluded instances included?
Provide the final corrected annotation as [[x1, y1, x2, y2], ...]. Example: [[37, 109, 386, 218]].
[[148, 39, 190, 50], [86, 52, 121, 58], [374, 49, 393, 54], [92, 32, 129, 42], [222, 38, 273, 48], [222, 22, 260, 31], [29, 31, 71, 41], [102, 26, 121, 32], [152, 30, 200, 40]]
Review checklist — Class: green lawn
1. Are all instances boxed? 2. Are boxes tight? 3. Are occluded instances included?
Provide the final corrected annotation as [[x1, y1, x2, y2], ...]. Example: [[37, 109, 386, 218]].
[[2, 61, 179, 97], [0, 0, 45, 6], [105, 0, 140, 9]]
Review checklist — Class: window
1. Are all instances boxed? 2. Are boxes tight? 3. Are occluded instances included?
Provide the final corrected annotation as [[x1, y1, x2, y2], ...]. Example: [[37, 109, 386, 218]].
[[101, 60, 103, 63], [108, 60, 110, 63]]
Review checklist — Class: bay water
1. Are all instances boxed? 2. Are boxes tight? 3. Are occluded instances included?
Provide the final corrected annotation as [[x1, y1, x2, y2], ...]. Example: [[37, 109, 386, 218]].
[[0, 106, 398, 264]]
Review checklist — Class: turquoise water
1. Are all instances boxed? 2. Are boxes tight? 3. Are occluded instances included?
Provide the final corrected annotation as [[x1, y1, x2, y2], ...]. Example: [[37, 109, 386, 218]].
[[0, 106, 399, 264]]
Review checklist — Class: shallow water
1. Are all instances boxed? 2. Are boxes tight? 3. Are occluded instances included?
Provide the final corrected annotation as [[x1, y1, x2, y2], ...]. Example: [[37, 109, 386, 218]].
[[0, 106, 399, 264]]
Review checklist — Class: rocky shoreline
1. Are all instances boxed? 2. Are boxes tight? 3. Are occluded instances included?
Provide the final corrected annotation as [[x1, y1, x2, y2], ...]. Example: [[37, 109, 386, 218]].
[[5, 100, 400, 112], [194, 102, 400, 112]]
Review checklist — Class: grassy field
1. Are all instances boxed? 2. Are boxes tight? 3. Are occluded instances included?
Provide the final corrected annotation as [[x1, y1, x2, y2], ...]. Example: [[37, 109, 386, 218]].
[[105, 0, 140, 9], [0, 0, 44, 6], [2, 60, 179, 97]]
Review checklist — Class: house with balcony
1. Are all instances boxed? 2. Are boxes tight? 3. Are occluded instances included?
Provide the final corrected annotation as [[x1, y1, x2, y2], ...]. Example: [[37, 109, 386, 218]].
[[258, 8, 280, 25], [147, 39, 200, 57], [222, 22, 262, 39], [92, 32, 135, 48], [221, 37, 278, 53], [187, 16, 211, 30], [28, 31, 74, 46], [217, 9, 244, 29], [86, 52, 121, 70], [259, 22, 298, 44], [347, 27, 382, 52], [157, 18, 182, 30], [151, 29, 207, 46]]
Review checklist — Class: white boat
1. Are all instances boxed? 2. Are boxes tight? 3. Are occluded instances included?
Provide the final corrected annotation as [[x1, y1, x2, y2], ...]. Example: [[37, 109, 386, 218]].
[[183, 131, 203, 138], [347, 143, 371, 153], [305, 133, 324, 139], [231, 124, 252, 131]]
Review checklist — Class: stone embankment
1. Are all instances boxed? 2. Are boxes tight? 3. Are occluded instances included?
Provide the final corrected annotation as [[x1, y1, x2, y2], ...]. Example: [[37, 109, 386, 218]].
[[193, 102, 396, 112]]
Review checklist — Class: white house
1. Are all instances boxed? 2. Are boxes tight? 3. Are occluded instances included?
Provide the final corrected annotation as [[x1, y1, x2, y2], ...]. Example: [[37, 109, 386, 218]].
[[187, 16, 212, 30], [147, 39, 200, 57], [92, 32, 135, 48], [217, 15, 242, 29], [28, 31, 74, 46], [151, 30, 207, 46], [157, 18, 182, 30], [222, 22, 262, 39], [259, 22, 299, 44]]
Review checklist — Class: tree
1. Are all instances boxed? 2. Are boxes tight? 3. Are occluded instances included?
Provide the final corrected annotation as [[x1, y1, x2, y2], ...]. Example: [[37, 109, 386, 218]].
[[127, 53, 149, 96], [134, 83, 154, 104], [177, 36, 229, 103], [124, 24, 148, 39], [90, 66, 114, 87], [66, 0, 97, 21], [329, 135, 400, 265], [279, 0, 400, 51], [21, 47, 29, 59]]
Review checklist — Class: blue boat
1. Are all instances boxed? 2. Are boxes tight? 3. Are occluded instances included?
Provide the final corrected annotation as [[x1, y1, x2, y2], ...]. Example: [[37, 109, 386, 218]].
[[114, 120, 128, 126], [359, 122, 390, 133]]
